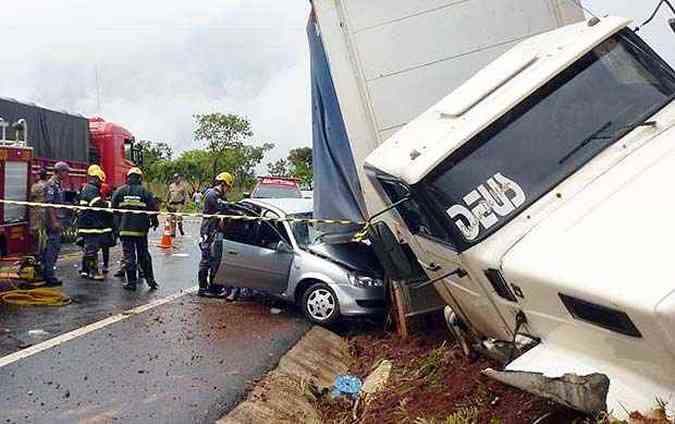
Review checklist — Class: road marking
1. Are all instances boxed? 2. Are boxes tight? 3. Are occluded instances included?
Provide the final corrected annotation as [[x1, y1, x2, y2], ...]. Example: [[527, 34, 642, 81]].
[[0, 287, 197, 369]]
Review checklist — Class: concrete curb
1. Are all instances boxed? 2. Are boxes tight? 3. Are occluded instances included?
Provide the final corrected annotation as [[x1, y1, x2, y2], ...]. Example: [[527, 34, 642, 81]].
[[217, 326, 351, 424]]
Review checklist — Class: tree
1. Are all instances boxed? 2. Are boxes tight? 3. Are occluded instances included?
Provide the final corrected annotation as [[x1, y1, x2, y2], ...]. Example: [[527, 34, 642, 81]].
[[138, 140, 174, 182], [194, 113, 254, 176], [225, 143, 275, 189], [266, 159, 290, 178], [287, 147, 313, 187]]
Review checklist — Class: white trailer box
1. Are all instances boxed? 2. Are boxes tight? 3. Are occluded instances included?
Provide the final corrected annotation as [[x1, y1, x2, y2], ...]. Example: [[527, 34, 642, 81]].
[[310, 0, 583, 230]]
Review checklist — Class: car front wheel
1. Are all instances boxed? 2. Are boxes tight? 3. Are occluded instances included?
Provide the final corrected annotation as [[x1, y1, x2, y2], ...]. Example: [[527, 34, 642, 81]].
[[301, 282, 340, 325]]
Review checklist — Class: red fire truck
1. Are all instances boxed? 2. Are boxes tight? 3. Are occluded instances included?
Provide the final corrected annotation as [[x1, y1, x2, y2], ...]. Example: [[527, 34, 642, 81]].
[[0, 98, 142, 257]]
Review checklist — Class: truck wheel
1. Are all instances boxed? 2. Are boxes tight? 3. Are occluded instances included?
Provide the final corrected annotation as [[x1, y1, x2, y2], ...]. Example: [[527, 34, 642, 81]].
[[301, 282, 341, 325], [444, 306, 473, 358]]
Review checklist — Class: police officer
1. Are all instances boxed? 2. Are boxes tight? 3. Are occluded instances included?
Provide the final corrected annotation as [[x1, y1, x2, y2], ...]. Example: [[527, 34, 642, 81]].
[[30, 168, 49, 256], [197, 172, 235, 298], [78, 165, 110, 281], [112, 167, 159, 291], [167, 173, 188, 237], [42, 162, 70, 287]]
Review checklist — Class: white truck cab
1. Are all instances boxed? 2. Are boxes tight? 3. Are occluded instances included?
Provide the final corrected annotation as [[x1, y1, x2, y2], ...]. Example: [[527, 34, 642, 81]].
[[365, 16, 675, 417]]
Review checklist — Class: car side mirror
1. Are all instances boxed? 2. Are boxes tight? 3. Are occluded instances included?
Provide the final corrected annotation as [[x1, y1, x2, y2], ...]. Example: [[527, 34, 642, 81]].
[[276, 241, 293, 253], [242, 192, 251, 199]]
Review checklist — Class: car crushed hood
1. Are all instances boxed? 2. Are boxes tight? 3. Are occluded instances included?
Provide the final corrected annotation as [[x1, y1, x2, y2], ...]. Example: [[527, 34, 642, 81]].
[[309, 242, 384, 277]]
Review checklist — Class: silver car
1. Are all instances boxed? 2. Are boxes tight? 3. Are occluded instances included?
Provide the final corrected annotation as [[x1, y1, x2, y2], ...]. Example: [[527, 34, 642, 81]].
[[213, 198, 386, 325]]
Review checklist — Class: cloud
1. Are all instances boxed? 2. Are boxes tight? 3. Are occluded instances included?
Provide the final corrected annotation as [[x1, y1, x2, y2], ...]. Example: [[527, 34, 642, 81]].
[[0, 0, 311, 164]]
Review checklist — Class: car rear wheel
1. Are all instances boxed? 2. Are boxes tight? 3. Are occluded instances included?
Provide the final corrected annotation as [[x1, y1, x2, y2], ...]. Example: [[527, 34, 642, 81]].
[[301, 282, 340, 325]]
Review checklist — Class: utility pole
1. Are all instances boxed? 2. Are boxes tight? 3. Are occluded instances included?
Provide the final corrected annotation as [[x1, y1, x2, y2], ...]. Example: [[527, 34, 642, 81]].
[[95, 64, 102, 113]]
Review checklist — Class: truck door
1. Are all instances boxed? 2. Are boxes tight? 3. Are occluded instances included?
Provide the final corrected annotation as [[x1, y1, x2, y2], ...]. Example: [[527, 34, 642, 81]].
[[376, 177, 512, 340]]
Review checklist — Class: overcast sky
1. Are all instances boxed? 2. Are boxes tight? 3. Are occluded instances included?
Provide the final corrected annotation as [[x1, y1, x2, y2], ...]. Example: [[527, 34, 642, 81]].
[[0, 0, 311, 164], [0, 1, 673, 165]]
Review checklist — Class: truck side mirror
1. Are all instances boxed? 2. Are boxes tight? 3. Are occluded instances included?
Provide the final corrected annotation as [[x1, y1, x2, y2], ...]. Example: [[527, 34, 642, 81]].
[[368, 221, 421, 281]]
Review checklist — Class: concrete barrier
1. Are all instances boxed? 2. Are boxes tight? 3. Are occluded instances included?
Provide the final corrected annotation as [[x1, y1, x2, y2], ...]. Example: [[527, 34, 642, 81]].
[[217, 326, 350, 424]]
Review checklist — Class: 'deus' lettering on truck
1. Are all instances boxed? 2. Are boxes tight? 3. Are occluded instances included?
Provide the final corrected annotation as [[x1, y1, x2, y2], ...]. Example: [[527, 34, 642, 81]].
[[446, 173, 526, 241]]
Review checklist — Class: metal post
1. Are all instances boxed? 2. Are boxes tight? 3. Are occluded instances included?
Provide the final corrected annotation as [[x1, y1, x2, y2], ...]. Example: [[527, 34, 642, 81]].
[[0, 117, 7, 143]]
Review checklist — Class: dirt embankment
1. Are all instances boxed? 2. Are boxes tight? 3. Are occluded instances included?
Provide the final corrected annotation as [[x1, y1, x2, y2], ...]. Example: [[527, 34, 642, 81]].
[[319, 324, 574, 424]]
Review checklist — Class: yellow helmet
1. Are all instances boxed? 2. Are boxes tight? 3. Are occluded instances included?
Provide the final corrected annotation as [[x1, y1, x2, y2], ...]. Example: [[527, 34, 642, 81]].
[[87, 165, 106, 182], [127, 167, 144, 177], [215, 172, 234, 187]]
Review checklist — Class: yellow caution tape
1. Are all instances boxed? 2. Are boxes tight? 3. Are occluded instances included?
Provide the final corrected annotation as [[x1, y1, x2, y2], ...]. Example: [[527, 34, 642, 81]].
[[0, 288, 71, 307], [0, 199, 363, 227]]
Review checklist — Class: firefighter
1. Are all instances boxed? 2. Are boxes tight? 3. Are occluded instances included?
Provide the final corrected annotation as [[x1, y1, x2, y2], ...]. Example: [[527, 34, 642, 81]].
[[197, 172, 235, 298], [29, 168, 49, 256], [167, 173, 188, 237], [112, 167, 159, 291], [78, 165, 110, 281], [99, 182, 115, 274], [41, 161, 70, 287]]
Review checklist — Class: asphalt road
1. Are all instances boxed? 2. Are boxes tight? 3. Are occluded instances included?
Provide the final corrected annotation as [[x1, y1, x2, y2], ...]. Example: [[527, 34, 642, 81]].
[[0, 221, 311, 423]]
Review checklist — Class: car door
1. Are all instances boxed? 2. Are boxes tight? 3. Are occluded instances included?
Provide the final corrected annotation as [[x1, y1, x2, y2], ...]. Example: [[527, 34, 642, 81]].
[[215, 206, 263, 287], [215, 206, 293, 292], [247, 209, 294, 294]]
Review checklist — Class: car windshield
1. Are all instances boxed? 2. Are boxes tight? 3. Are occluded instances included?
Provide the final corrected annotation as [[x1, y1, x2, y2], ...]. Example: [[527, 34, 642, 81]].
[[253, 186, 302, 199], [384, 30, 675, 251], [290, 213, 323, 248]]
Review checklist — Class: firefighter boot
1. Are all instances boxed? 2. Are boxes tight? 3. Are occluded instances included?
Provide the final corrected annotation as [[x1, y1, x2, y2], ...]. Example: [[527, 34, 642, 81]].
[[80, 256, 89, 279], [87, 257, 104, 281], [123, 268, 137, 291]]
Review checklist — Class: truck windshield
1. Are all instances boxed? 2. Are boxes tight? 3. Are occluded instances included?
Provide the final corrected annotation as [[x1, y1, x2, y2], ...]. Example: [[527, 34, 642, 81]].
[[416, 30, 675, 251]]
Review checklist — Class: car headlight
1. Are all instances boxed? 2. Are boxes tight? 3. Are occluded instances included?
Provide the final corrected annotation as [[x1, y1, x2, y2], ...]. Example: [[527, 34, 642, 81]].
[[347, 273, 384, 288]]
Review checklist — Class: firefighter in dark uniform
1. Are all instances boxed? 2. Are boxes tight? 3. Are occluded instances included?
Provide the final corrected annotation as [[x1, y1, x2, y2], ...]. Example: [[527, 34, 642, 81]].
[[112, 167, 159, 291], [42, 161, 71, 287], [197, 172, 235, 298], [78, 165, 111, 281]]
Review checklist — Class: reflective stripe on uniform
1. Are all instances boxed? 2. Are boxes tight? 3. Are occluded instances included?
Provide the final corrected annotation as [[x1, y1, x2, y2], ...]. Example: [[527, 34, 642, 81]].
[[119, 201, 147, 208], [78, 228, 113, 235], [119, 230, 146, 237], [88, 197, 101, 207]]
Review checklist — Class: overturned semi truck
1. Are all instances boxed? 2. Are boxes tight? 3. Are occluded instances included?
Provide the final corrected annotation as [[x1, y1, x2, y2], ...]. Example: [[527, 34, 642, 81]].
[[364, 16, 675, 418], [309, 0, 675, 418]]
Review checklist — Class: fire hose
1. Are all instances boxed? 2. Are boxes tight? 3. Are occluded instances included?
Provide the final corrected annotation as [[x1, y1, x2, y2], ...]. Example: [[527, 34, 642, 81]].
[[0, 287, 71, 307]]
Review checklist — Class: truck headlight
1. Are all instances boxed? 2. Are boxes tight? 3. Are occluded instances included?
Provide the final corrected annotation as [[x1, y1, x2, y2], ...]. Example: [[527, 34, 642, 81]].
[[347, 273, 383, 288]]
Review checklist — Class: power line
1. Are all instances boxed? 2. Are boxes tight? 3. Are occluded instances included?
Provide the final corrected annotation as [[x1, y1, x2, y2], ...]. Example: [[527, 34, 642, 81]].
[[565, 0, 597, 19]]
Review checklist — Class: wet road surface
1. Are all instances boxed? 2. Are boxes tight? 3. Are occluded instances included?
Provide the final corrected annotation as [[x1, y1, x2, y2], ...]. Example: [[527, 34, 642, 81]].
[[0, 221, 311, 423]]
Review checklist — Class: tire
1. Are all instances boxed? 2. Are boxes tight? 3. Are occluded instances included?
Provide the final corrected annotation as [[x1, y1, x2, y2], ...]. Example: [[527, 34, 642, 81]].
[[301, 282, 341, 325]]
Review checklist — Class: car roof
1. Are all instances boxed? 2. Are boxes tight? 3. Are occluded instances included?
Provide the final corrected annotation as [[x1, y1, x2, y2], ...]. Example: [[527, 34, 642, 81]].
[[242, 198, 313, 216]]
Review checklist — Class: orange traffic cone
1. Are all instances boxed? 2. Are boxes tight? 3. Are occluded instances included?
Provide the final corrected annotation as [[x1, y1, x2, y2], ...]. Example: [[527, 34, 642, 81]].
[[158, 220, 173, 249]]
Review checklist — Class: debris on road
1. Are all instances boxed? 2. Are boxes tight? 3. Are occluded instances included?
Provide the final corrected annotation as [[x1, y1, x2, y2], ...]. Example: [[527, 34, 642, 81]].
[[361, 360, 392, 401], [331, 375, 362, 399], [482, 369, 609, 415], [27, 329, 50, 337]]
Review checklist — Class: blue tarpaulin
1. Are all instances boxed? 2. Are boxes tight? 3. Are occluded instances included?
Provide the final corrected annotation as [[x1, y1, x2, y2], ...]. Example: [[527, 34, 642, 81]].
[[307, 12, 367, 240]]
